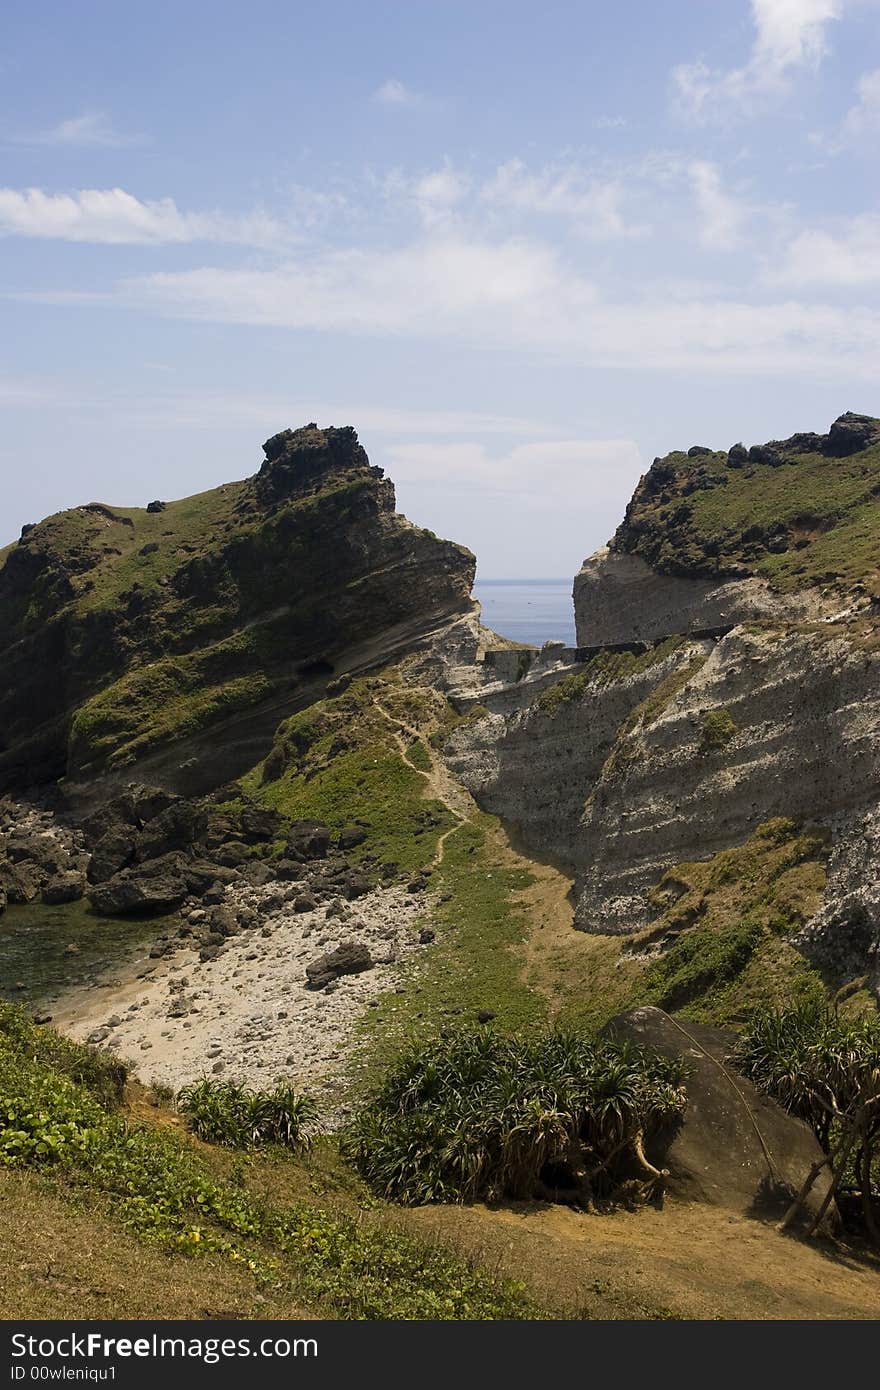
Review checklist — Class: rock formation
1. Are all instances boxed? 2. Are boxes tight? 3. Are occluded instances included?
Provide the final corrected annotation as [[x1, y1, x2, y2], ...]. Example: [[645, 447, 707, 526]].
[[0, 424, 475, 794], [448, 414, 880, 997]]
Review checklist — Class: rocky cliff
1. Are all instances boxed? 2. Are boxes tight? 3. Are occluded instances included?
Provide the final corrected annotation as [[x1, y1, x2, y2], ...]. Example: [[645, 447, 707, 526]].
[[0, 425, 475, 794], [448, 413, 880, 1002], [574, 412, 880, 646]]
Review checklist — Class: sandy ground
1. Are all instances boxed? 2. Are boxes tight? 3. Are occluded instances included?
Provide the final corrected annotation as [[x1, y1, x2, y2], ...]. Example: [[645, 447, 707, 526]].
[[406, 1198, 880, 1320], [54, 877, 428, 1121]]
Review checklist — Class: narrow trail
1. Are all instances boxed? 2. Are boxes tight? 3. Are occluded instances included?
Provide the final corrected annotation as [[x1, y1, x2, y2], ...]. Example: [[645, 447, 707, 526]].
[[371, 694, 576, 993], [372, 698, 470, 868]]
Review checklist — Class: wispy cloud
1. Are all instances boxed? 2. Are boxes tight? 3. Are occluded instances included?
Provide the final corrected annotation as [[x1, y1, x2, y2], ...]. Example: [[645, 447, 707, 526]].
[[385, 438, 643, 502], [672, 0, 844, 121], [843, 65, 880, 135], [480, 158, 644, 239], [770, 213, 880, 285], [12, 111, 145, 148], [0, 187, 287, 246], [373, 78, 421, 107], [50, 235, 874, 380], [688, 161, 749, 250]]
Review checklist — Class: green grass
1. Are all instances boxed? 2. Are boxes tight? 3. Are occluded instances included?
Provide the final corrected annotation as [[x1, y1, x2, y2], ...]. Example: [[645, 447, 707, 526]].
[[536, 637, 687, 715], [613, 426, 880, 595], [0, 1004, 541, 1319], [352, 812, 547, 1083], [699, 708, 737, 753], [243, 675, 457, 872], [543, 819, 837, 1034]]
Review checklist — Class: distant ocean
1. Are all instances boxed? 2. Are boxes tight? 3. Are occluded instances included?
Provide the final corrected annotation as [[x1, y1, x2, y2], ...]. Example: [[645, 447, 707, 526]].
[[474, 578, 576, 648]]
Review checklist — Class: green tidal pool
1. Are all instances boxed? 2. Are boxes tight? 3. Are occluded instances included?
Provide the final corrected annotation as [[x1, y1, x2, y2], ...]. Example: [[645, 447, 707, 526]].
[[0, 899, 176, 1006]]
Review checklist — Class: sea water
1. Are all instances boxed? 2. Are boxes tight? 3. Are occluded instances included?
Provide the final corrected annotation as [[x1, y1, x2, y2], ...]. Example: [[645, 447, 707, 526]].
[[474, 578, 576, 648]]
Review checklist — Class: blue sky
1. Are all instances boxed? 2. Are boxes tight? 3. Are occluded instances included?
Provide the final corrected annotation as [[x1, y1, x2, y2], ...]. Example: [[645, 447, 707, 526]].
[[1, 0, 877, 575]]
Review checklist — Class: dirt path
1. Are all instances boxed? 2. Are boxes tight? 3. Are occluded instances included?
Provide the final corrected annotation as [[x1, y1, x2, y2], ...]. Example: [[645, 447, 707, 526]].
[[404, 1198, 880, 1320], [373, 694, 576, 971], [373, 699, 471, 868]]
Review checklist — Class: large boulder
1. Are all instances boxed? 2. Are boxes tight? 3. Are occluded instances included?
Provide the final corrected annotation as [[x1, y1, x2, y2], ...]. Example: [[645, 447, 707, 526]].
[[305, 940, 374, 989], [88, 855, 189, 916], [602, 1007, 834, 1226], [42, 871, 85, 904], [285, 820, 332, 861]]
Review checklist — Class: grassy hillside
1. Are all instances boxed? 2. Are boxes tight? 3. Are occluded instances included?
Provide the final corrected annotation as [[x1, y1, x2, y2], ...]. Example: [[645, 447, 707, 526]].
[[0, 426, 474, 788], [612, 412, 880, 596]]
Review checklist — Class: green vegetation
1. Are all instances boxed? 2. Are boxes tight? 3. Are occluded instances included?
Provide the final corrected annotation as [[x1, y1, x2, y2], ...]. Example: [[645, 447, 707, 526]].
[[613, 422, 880, 596], [343, 1025, 687, 1207], [177, 1079, 316, 1152], [735, 1004, 880, 1239], [244, 676, 457, 872], [542, 820, 833, 1033], [699, 708, 737, 753], [0, 1003, 539, 1318], [354, 811, 546, 1079], [536, 637, 687, 714], [643, 920, 763, 1012]]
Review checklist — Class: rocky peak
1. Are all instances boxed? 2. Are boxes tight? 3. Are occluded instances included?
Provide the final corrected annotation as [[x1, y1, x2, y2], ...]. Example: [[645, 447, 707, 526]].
[[254, 423, 389, 508]]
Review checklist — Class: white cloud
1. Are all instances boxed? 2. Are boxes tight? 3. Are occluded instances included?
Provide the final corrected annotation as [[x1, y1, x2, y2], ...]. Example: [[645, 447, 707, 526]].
[[78, 235, 880, 380], [373, 78, 421, 106], [688, 161, 749, 250], [14, 112, 144, 148], [480, 158, 642, 239], [673, 0, 844, 120], [0, 187, 286, 246], [385, 438, 643, 501], [843, 65, 880, 134], [117, 236, 583, 332], [412, 166, 470, 227], [771, 214, 880, 284]]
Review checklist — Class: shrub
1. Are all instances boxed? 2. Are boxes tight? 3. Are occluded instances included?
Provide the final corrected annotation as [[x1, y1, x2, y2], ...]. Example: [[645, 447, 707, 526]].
[[699, 708, 737, 753], [342, 1026, 687, 1208], [176, 1078, 316, 1151], [0, 1003, 125, 1108], [735, 1004, 880, 1240]]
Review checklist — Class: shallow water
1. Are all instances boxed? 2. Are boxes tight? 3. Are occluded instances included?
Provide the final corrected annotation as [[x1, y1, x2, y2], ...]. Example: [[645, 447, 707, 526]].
[[0, 899, 174, 1007], [474, 578, 576, 647]]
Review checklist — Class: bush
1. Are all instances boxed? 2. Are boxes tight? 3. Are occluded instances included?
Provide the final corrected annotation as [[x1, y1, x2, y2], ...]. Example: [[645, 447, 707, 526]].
[[0, 1003, 126, 1108], [699, 708, 737, 753], [342, 1026, 687, 1208], [735, 1004, 880, 1240], [176, 1078, 316, 1151]]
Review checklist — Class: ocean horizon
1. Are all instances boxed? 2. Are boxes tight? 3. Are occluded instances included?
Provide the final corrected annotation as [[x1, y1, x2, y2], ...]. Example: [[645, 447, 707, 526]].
[[473, 577, 576, 648]]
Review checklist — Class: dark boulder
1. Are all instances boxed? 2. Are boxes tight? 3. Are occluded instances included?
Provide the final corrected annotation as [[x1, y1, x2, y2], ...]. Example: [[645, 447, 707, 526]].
[[42, 871, 85, 904], [305, 940, 374, 989], [146, 500, 166, 513], [337, 824, 368, 851], [285, 820, 332, 861], [88, 855, 189, 916], [135, 800, 207, 861], [241, 860, 274, 887], [0, 860, 42, 903], [336, 869, 371, 900], [87, 829, 137, 884], [602, 1007, 834, 1227], [824, 411, 878, 458], [239, 806, 283, 843]]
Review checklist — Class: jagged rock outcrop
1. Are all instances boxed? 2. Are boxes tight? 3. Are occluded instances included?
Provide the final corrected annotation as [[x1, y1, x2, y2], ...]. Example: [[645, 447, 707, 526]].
[[0, 424, 475, 794], [574, 548, 826, 648], [574, 413, 879, 646]]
